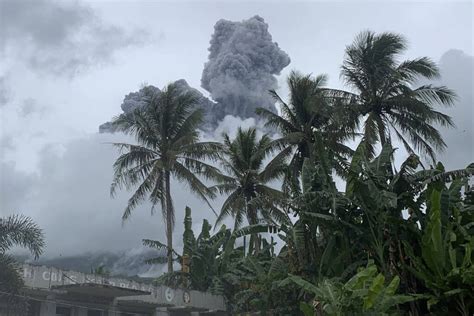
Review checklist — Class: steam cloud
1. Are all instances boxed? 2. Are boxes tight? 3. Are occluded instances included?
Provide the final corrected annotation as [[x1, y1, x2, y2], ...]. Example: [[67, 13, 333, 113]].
[[201, 15, 290, 120]]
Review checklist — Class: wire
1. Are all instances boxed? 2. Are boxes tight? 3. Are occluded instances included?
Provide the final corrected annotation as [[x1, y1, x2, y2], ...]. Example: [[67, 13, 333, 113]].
[[61, 273, 79, 285]]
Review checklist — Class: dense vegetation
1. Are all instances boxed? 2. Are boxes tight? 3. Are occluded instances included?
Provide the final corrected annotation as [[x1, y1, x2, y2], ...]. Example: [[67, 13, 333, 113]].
[[115, 31, 472, 315], [2, 30, 470, 316]]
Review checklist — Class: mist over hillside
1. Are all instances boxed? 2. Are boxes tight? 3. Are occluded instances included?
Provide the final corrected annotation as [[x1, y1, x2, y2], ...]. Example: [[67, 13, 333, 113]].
[[23, 248, 163, 278]]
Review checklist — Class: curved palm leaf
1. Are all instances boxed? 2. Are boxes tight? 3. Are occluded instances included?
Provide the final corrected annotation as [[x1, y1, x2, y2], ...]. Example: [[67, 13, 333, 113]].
[[341, 31, 456, 162], [110, 82, 223, 272]]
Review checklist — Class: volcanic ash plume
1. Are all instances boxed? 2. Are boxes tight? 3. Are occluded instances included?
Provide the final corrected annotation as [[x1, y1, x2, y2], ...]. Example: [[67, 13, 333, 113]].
[[100, 16, 290, 133], [201, 15, 291, 120], [99, 80, 216, 133]]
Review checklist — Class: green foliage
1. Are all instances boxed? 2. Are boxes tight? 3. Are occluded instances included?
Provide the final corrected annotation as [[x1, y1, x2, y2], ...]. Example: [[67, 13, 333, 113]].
[[256, 71, 356, 193], [217, 242, 301, 315], [404, 176, 474, 315], [0, 215, 44, 315], [144, 149, 473, 315], [285, 262, 416, 316], [112, 30, 470, 316], [212, 127, 287, 253], [213, 127, 286, 230], [341, 31, 456, 161], [110, 82, 223, 272]]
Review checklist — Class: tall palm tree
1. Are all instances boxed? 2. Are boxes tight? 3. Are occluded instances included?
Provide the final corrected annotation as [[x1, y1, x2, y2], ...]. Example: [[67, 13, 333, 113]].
[[341, 31, 456, 160], [110, 83, 222, 272], [213, 127, 286, 251], [256, 71, 356, 193], [1, 214, 44, 313]]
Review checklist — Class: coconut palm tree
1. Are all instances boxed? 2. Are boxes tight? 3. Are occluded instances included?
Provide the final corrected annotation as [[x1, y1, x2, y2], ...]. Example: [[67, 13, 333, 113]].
[[341, 31, 456, 160], [1, 214, 44, 314], [213, 127, 286, 251], [110, 83, 222, 272], [256, 71, 356, 193]]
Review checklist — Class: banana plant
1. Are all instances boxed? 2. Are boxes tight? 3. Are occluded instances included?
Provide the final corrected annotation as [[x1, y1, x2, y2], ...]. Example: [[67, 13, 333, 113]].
[[403, 171, 474, 315], [218, 241, 303, 315], [143, 206, 229, 289], [283, 262, 416, 316], [144, 206, 271, 292]]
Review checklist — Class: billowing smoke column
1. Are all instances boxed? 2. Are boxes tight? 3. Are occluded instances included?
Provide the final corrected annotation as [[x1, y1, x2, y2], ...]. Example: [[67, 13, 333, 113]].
[[201, 15, 291, 120], [99, 15, 290, 133], [99, 85, 160, 133], [99, 80, 216, 133]]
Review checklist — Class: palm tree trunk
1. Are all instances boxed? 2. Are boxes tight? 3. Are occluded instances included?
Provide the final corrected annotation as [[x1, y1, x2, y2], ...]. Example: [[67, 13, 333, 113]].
[[246, 200, 260, 254], [165, 170, 174, 273], [376, 115, 387, 146]]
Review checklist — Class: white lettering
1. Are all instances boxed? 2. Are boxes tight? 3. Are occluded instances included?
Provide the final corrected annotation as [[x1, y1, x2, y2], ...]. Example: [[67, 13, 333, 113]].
[[42, 271, 50, 281], [23, 268, 33, 279]]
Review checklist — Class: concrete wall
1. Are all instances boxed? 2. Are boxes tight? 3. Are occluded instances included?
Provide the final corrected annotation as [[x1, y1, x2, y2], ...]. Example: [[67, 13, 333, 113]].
[[22, 264, 156, 295], [117, 287, 226, 312], [21, 264, 226, 313]]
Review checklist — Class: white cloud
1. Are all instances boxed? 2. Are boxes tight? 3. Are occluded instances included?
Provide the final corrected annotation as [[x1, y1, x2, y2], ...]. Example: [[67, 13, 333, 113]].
[[0, 76, 10, 107]]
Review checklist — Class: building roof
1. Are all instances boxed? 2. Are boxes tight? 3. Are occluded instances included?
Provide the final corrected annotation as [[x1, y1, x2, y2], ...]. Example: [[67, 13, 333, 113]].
[[51, 283, 150, 298]]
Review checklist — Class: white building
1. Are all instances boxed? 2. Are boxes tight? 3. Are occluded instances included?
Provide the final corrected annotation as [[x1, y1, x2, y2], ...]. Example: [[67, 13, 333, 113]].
[[0, 264, 227, 316]]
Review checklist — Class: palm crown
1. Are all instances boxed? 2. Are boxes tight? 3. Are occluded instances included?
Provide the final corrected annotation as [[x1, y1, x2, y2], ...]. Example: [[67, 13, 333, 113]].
[[257, 71, 356, 193], [341, 31, 456, 160], [110, 83, 222, 272], [213, 127, 286, 231], [0, 214, 44, 308]]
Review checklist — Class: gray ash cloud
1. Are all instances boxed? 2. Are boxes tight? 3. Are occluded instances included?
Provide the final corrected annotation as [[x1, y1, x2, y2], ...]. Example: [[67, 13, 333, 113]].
[[433, 50, 473, 169], [100, 15, 290, 133], [201, 15, 290, 119], [99, 80, 217, 133], [0, 0, 147, 77], [99, 85, 161, 133]]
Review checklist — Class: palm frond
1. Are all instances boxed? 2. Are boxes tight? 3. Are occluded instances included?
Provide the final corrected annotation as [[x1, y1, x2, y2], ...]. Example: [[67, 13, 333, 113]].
[[0, 215, 44, 258], [0, 254, 25, 294], [172, 162, 217, 216], [142, 239, 180, 258]]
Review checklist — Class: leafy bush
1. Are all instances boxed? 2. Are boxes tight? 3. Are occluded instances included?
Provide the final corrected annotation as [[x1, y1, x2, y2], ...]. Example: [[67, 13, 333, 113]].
[[285, 262, 416, 316], [404, 177, 474, 315]]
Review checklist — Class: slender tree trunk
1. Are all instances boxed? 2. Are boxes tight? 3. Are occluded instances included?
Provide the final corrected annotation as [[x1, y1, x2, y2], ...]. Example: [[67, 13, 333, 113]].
[[376, 116, 387, 146], [246, 199, 260, 254], [165, 171, 174, 273], [254, 234, 260, 254]]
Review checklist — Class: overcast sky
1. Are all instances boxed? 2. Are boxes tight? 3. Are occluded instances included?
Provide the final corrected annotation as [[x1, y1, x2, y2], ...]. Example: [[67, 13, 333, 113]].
[[0, 0, 472, 258]]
